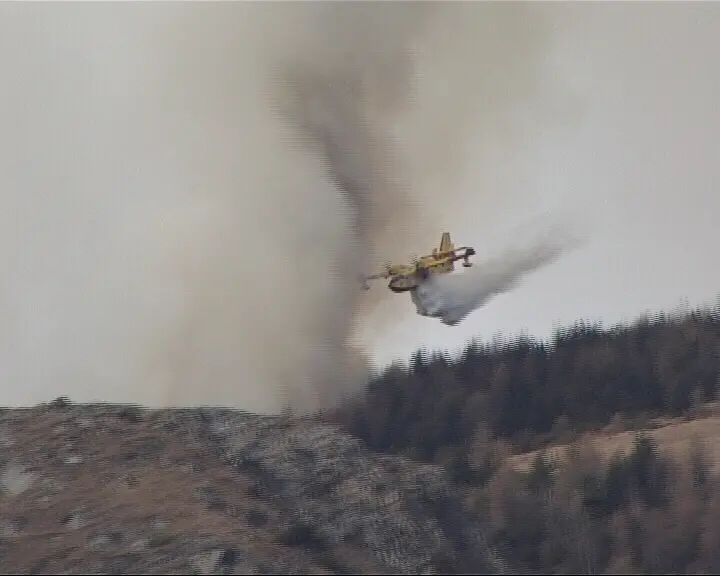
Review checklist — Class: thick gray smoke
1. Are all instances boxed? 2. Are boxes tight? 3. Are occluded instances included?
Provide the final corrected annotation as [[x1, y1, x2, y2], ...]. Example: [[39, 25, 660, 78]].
[[0, 3, 566, 414], [412, 225, 581, 326], [264, 3, 435, 411]]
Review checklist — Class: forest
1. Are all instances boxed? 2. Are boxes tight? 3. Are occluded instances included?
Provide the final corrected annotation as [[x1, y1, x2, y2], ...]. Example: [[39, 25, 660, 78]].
[[329, 301, 720, 574]]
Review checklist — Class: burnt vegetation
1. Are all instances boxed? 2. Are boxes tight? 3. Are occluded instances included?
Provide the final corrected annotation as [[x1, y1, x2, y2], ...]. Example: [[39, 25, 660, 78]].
[[330, 302, 720, 574]]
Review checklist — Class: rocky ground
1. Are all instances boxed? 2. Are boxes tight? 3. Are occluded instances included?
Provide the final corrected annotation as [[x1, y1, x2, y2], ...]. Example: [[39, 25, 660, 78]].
[[0, 399, 502, 575]]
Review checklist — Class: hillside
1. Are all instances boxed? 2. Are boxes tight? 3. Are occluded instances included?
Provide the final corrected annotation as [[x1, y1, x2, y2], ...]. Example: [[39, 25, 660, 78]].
[[334, 305, 720, 467], [506, 403, 720, 474], [326, 303, 720, 575], [5, 304, 720, 574], [0, 401, 501, 575]]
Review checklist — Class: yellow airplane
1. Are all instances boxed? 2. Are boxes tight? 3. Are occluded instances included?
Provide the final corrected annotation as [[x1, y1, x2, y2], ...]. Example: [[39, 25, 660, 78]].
[[358, 232, 476, 293]]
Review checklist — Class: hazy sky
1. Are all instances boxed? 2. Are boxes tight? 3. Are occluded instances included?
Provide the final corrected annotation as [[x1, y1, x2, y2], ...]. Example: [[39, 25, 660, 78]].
[[367, 3, 720, 365], [2, 3, 719, 408]]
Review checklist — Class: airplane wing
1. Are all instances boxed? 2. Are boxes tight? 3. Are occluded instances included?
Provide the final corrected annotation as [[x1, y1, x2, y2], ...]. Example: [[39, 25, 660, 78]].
[[357, 270, 390, 290]]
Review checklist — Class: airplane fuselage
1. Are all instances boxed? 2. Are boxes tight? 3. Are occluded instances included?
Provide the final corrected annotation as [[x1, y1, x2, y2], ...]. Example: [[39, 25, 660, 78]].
[[358, 233, 475, 293]]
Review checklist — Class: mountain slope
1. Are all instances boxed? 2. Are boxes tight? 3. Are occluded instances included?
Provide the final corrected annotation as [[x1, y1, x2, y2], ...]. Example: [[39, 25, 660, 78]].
[[0, 401, 500, 575]]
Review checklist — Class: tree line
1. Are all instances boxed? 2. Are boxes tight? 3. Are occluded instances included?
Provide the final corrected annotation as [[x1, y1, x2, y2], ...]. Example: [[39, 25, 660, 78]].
[[326, 302, 720, 573], [332, 303, 720, 463], [477, 433, 720, 574]]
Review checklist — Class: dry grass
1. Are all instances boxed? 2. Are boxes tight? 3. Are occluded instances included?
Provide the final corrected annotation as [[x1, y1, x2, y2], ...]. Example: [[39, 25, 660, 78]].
[[0, 405, 326, 574], [506, 403, 720, 474]]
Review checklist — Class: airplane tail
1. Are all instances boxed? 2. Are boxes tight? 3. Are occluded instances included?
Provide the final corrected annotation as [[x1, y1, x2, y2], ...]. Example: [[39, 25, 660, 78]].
[[439, 232, 454, 254], [437, 232, 455, 273]]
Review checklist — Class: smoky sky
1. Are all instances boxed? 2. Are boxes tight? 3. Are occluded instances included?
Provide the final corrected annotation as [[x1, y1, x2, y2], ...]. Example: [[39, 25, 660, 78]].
[[368, 3, 720, 365], [2, 3, 666, 412]]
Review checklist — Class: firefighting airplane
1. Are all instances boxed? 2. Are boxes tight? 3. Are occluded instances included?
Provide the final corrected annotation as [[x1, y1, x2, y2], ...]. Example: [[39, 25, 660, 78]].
[[358, 232, 476, 293]]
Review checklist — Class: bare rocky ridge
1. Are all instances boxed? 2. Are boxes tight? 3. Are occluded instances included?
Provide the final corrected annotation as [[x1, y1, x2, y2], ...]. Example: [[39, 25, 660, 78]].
[[0, 401, 499, 575]]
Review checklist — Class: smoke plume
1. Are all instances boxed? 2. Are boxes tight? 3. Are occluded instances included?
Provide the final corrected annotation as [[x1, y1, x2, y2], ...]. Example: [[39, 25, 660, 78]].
[[0, 3, 564, 414]]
